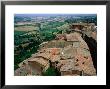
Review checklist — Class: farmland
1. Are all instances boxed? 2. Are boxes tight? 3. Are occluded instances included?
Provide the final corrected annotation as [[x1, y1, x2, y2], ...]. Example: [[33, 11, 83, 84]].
[[15, 25, 39, 31]]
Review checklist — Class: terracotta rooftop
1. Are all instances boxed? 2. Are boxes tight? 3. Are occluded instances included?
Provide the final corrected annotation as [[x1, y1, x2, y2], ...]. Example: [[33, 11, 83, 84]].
[[66, 32, 82, 41], [36, 52, 51, 60], [28, 58, 48, 67], [59, 59, 75, 71]]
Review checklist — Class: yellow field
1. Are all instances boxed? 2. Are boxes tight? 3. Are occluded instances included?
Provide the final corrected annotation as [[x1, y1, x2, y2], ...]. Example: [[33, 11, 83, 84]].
[[15, 26, 39, 31]]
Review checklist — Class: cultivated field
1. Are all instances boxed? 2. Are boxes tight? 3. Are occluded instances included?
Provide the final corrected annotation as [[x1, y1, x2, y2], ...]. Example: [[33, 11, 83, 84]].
[[14, 26, 39, 31]]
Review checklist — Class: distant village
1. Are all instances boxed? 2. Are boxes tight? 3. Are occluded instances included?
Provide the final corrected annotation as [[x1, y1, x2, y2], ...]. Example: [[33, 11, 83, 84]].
[[14, 14, 97, 76]]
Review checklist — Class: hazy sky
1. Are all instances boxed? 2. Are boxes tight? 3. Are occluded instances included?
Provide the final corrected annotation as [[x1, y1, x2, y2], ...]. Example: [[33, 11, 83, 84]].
[[15, 14, 97, 17]]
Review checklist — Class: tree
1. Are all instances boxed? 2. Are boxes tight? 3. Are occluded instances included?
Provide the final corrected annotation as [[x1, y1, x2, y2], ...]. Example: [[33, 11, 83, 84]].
[[43, 67, 57, 76]]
